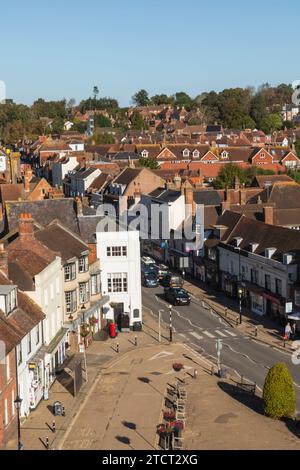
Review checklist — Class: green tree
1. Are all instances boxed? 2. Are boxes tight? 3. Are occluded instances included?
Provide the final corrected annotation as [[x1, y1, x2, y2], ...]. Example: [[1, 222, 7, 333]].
[[132, 89, 150, 107], [94, 114, 112, 128], [173, 91, 193, 110], [93, 132, 115, 145], [213, 164, 248, 189], [151, 94, 173, 105], [263, 363, 295, 419], [138, 158, 159, 169], [260, 113, 283, 134], [131, 112, 148, 130]]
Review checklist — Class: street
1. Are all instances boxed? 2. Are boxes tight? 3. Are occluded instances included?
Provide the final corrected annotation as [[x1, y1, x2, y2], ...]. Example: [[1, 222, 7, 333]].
[[142, 285, 300, 410]]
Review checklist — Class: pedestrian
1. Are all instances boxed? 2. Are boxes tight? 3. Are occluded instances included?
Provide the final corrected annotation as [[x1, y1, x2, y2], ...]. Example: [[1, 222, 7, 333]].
[[285, 322, 292, 340], [292, 322, 296, 339]]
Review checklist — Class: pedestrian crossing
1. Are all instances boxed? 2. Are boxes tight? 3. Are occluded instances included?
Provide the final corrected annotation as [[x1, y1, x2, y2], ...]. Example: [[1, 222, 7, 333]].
[[180, 329, 238, 341]]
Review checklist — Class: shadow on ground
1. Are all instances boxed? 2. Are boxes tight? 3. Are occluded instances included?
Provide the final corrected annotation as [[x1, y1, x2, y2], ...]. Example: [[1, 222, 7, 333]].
[[217, 381, 264, 415]]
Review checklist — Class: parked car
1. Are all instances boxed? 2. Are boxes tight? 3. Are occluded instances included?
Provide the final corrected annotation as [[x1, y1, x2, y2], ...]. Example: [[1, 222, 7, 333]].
[[160, 273, 183, 288], [141, 256, 156, 266], [142, 271, 159, 288], [164, 287, 191, 306]]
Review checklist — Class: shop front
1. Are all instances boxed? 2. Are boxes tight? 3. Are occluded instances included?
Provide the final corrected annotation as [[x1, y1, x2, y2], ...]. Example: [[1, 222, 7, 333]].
[[27, 346, 47, 410], [204, 260, 219, 288], [263, 292, 286, 323], [221, 272, 238, 299]]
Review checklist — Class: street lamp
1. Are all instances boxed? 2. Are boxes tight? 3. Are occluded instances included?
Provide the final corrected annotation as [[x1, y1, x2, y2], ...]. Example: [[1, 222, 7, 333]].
[[81, 304, 86, 324], [238, 287, 243, 324], [169, 305, 173, 343], [14, 395, 23, 450]]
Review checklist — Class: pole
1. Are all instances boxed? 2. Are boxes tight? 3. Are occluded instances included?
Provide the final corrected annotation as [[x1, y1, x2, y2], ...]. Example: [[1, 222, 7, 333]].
[[84, 349, 88, 382], [17, 406, 22, 450], [169, 305, 173, 343], [158, 310, 163, 343], [239, 295, 242, 325]]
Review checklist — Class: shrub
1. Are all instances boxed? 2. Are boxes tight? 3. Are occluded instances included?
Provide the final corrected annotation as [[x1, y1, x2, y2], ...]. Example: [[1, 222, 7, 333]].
[[263, 363, 296, 419]]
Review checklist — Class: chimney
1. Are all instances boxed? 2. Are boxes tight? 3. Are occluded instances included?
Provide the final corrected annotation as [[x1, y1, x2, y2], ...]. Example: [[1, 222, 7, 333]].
[[76, 197, 83, 216], [184, 186, 196, 217], [19, 213, 34, 242], [264, 206, 274, 225], [24, 168, 33, 192], [0, 243, 8, 276]]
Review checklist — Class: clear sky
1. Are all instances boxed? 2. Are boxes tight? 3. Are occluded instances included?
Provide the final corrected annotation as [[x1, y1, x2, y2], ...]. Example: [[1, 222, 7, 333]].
[[1, 0, 299, 106]]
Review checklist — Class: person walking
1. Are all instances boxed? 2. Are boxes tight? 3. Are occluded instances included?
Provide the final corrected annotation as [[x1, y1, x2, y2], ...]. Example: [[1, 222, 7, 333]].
[[285, 322, 292, 340]]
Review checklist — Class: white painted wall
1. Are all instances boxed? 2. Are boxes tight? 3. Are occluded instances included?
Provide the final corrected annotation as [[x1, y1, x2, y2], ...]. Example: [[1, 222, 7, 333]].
[[97, 229, 142, 326]]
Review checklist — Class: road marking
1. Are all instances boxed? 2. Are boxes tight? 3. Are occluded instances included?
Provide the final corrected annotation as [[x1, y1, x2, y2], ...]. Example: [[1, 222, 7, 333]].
[[149, 351, 174, 361], [203, 330, 215, 338], [190, 331, 203, 340], [225, 330, 237, 337], [215, 330, 227, 338]]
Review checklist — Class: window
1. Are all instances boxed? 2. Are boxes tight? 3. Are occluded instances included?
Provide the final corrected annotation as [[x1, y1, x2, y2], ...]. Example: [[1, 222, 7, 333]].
[[251, 269, 259, 284], [183, 149, 190, 157], [208, 248, 216, 261], [64, 263, 76, 282], [260, 153, 265, 159], [17, 344, 22, 365], [65, 290, 77, 314], [275, 278, 282, 296], [107, 273, 128, 293], [79, 282, 90, 304], [221, 151, 228, 159], [5, 288, 17, 314], [265, 274, 271, 291], [193, 150, 200, 158], [91, 273, 101, 296], [27, 332, 32, 355], [79, 256, 88, 273], [6, 355, 10, 382], [36, 324, 40, 345], [107, 246, 127, 257]]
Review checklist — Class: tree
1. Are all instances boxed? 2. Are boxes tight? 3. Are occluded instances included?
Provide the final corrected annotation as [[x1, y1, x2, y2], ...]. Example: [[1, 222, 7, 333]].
[[93, 132, 115, 145], [263, 363, 295, 419], [130, 112, 148, 130], [132, 89, 150, 107], [260, 113, 283, 134], [173, 92, 193, 110], [151, 94, 173, 105], [94, 114, 112, 128], [213, 164, 248, 189], [138, 158, 159, 169]]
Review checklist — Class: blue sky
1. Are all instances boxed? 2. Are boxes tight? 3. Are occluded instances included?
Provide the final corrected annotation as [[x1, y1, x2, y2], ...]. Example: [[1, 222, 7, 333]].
[[1, 0, 299, 106]]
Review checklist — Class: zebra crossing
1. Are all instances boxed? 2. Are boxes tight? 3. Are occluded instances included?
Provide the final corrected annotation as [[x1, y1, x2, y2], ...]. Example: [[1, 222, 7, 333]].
[[179, 328, 238, 341]]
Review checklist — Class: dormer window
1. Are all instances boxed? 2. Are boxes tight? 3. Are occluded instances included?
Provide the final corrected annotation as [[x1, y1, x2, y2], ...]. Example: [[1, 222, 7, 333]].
[[221, 151, 229, 159], [193, 150, 200, 158], [141, 150, 149, 158], [183, 149, 190, 158], [0, 286, 17, 315]]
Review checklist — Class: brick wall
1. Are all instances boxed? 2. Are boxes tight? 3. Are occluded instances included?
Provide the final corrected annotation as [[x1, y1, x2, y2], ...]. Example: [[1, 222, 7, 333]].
[[0, 350, 17, 448]]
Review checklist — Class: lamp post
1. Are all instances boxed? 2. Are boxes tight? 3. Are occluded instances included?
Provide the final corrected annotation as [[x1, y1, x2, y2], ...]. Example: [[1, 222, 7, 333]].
[[14, 395, 23, 450], [238, 287, 243, 324], [169, 305, 173, 343], [158, 309, 164, 343]]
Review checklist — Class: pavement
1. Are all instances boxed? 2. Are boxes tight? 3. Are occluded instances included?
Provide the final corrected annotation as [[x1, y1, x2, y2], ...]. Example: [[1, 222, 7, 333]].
[[5, 306, 300, 450]]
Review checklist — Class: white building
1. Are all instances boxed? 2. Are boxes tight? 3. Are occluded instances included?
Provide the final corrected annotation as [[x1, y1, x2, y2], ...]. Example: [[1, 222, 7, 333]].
[[96, 222, 142, 328], [52, 156, 78, 187], [69, 167, 101, 197]]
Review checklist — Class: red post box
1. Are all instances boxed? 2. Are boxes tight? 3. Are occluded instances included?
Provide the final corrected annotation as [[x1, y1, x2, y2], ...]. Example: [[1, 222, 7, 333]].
[[109, 323, 117, 338]]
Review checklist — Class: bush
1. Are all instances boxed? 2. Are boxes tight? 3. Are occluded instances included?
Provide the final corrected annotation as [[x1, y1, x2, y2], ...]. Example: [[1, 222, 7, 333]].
[[263, 363, 296, 419]]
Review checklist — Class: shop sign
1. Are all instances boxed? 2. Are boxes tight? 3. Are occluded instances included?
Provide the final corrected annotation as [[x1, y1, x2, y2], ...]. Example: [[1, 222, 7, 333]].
[[285, 302, 293, 314]]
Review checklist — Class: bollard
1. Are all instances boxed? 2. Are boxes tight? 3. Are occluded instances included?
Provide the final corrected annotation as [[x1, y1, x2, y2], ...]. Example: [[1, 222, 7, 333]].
[[52, 421, 56, 433], [194, 369, 198, 379], [236, 316, 239, 326], [134, 336, 137, 347], [62, 406, 65, 417], [224, 308, 228, 317], [116, 342, 119, 353], [255, 326, 258, 337], [45, 436, 49, 450]]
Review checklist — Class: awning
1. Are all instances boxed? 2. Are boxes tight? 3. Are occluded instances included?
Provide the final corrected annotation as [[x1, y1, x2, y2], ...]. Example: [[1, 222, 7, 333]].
[[71, 295, 110, 329], [27, 345, 48, 367], [47, 327, 69, 355], [263, 292, 283, 305]]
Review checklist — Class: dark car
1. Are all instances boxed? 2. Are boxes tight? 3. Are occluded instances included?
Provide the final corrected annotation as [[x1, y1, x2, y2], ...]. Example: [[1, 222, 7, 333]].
[[160, 273, 183, 288], [156, 264, 169, 279], [165, 287, 191, 306], [142, 271, 159, 288]]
